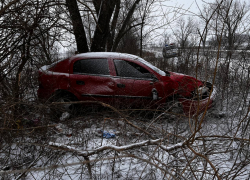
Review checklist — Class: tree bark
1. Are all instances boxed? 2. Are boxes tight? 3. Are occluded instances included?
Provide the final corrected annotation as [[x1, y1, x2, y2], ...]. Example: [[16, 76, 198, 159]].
[[66, 0, 89, 53], [91, 0, 116, 52], [107, 0, 120, 52]]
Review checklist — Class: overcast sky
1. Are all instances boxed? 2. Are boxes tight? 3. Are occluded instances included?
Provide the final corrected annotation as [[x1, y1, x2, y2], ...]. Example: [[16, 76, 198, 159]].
[[149, 0, 215, 44], [167, 0, 206, 15]]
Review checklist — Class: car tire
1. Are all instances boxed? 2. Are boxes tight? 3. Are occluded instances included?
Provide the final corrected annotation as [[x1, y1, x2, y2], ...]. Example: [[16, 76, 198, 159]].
[[51, 92, 78, 120]]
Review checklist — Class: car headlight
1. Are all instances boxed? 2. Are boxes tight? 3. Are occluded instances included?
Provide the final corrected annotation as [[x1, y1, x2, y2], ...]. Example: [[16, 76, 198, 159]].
[[193, 86, 210, 100], [198, 86, 209, 95]]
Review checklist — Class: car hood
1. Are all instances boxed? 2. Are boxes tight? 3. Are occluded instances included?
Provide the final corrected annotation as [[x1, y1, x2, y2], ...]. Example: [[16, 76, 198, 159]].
[[168, 72, 203, 97]]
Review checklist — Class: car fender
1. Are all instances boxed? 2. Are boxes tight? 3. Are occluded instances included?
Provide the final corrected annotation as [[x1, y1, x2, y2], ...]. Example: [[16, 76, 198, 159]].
[[38, 65, 71, 100]]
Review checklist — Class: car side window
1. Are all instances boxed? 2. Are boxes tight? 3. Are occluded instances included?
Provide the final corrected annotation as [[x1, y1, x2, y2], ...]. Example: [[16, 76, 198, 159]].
[[114, 59, 153, 79], [73, 59, 109, 75]]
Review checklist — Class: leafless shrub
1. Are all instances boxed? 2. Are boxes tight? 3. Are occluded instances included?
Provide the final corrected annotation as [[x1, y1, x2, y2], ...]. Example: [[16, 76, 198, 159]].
[[1, 0, 250, 179]]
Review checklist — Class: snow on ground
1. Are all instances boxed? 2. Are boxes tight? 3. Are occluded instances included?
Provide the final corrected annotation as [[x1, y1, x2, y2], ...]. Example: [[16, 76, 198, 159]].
[[1, 102, 249, 179]]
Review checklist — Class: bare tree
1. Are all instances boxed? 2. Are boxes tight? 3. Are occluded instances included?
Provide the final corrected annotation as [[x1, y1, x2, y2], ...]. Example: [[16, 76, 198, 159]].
[[0, 0, 63, 116], [137, 0, 156, 57], [197, 3, 216, 49], [174, 17, 195, 49], [65, 0, 144, 52], [215, 0, 250, 52], [207, 0, 250, 111]]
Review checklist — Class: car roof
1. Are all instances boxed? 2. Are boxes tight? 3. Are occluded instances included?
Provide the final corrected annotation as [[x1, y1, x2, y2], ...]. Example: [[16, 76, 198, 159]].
[[72, 52, 142, 61]]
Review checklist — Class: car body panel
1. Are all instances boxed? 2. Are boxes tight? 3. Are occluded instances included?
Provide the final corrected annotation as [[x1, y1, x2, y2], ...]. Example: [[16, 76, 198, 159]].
[[38, 67, 70, 100], [110, 57, 166, 106], [169, 72, 203, 97], [179, 86, 217, 116], [69, 74, 116, 103]]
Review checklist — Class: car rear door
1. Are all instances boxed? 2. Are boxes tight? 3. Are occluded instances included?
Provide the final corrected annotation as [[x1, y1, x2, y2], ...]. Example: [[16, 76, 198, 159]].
[[69, 58, 116, 103]]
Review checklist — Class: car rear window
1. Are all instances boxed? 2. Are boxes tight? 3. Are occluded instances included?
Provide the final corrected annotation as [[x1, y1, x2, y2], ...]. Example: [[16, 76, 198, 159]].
[[73, 59, 109, 75]]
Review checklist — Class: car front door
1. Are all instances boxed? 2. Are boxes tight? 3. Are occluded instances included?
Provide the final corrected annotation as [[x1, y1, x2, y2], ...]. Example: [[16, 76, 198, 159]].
[[113, 59, 164, 108]]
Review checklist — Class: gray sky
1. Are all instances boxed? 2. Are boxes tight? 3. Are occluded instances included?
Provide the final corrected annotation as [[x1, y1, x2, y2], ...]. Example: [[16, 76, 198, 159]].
[[149, 0, 213, 44], [167, 0, 206, 15]]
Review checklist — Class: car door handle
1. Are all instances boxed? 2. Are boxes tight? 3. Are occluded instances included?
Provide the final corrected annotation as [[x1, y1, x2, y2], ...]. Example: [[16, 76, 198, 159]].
[[76, 81, 85, 85], [117, 83, 125, 88]]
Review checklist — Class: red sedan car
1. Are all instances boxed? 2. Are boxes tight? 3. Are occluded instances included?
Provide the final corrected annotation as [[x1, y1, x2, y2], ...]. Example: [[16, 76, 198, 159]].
[[38, 52, 216, 116]]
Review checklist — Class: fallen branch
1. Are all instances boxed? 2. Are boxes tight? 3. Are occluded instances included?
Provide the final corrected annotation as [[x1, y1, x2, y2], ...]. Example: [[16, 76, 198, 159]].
[[0, 124, 57, 131], [48, 138, 185, 157]]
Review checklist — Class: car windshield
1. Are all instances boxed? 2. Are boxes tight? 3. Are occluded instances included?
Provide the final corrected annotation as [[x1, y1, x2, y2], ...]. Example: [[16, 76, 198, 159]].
[[132, 56, 166, 76]]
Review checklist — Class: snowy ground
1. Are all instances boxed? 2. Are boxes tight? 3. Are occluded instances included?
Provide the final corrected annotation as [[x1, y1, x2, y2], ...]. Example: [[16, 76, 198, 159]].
[[1, 99, 250, 179]]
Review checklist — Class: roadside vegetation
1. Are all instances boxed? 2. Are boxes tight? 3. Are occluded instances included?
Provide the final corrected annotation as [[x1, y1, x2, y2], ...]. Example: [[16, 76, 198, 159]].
[[0, 0, 250, 179]]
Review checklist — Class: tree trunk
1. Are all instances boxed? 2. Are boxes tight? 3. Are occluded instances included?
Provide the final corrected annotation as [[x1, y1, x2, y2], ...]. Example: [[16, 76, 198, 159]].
[[91, 0, 116, 52], [66, 0, 89, 53], [107, 0, 120, 52]]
